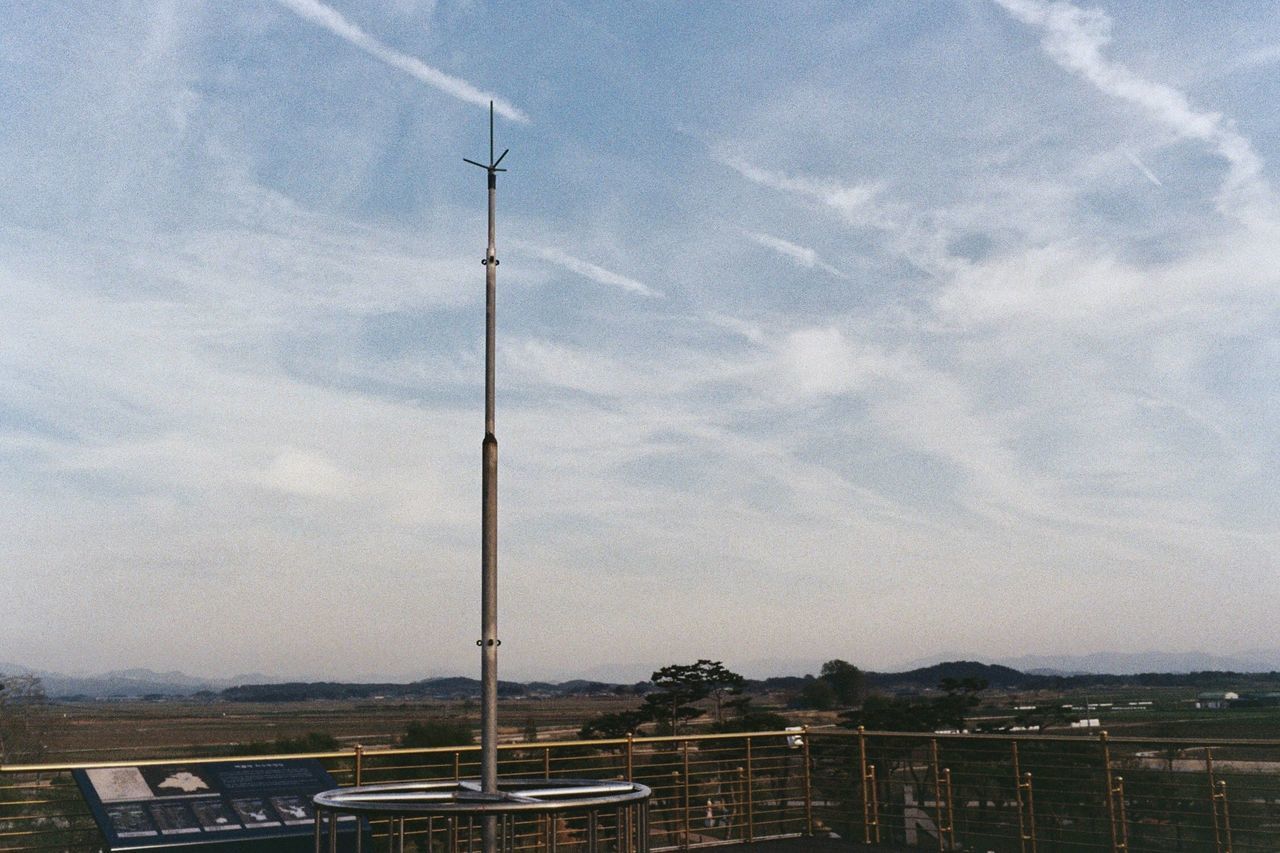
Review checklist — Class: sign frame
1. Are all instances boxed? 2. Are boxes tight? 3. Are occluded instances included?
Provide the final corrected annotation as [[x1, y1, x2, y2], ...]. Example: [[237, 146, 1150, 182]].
[[73, 758, 361, 851]]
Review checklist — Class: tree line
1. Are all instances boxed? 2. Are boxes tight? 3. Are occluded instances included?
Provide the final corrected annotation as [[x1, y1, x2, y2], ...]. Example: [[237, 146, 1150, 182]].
[[576, 659, 1007, 738]]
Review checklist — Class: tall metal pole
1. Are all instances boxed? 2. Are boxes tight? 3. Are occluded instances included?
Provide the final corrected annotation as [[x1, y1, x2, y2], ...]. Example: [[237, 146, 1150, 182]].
[[480, 106, 499, 799], [465, 101, 508, 853]]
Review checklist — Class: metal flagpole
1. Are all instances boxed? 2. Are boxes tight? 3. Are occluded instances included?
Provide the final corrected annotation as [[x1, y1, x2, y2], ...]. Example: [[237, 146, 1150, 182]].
[[464, 100, 508, 853]]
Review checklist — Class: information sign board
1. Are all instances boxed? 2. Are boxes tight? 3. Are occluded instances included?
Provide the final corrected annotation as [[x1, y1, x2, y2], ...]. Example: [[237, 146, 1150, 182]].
[[74, 758, 359, 851]]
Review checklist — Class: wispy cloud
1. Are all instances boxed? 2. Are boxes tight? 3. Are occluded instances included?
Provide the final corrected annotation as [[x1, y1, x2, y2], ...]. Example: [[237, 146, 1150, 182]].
[[713, 150, 953, 277], [744, 230, 847, 278], [995, 0, 1271, 222], [1228, 43, 1280, 74], [716, 152, 884, 226], [273, 0, 528, 122], [514, 241, 663, 298]]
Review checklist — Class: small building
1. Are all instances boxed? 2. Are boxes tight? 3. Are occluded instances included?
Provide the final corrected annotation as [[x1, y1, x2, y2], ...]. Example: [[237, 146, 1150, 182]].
[[1195, 691, 1239, 710]]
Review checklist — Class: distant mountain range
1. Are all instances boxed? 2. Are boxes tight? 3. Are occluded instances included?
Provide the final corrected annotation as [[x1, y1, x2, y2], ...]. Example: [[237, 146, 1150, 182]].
[[7, 650, 1280, 699], [0, 663, 282, 699], [891, 650, 1280, 676], [221, 678, 631, 703], [0, 663, 633, 701], [993, 650, 1280, 675], [228, 662, 1280, 702]]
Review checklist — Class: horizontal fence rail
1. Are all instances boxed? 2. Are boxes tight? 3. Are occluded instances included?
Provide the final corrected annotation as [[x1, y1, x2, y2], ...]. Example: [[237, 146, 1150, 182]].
[[5, 728, 1280, 851]]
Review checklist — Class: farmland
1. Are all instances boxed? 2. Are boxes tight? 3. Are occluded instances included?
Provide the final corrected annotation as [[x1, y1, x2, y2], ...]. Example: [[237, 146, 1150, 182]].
[[35, 696, 646, 761], [20, 691, 1280, 765]]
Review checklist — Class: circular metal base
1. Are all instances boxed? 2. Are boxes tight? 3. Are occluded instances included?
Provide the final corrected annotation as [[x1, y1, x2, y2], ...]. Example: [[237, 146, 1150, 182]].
[[313, 778, 651, 852], [314, 777, 651, 817]]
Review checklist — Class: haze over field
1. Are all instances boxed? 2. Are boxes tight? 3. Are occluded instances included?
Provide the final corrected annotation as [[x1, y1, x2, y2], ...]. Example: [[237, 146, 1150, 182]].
[[1, 1, 1278, 681]]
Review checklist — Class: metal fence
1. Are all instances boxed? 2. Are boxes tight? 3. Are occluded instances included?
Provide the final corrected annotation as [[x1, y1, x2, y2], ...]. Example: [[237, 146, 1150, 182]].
[[4, 728, 1279, 851]]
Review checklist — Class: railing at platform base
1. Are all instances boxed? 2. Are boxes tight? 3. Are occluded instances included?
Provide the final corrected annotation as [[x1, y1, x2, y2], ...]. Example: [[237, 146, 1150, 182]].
[[8, 728, 1280, 851]]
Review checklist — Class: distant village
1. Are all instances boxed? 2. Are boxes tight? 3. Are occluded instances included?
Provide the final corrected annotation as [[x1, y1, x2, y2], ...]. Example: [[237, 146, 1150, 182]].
[[1194, 690, 1280, 710]]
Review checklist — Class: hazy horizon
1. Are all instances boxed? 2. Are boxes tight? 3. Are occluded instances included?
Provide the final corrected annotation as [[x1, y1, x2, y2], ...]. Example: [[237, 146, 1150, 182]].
[[2, 2, 1278, 681], [9, 646, 1280, 687]]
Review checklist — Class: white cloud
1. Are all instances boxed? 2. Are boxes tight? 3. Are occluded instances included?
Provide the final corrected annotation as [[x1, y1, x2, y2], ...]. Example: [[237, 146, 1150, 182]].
[[994, 0, 1273, 222], [506, 339, 631, 396], [779, 327, 878, 397], [1228, 43, 1280, 74], [273, 0, 527, 122], [701, 313, 765, 346], [259, 448, 348, 497]]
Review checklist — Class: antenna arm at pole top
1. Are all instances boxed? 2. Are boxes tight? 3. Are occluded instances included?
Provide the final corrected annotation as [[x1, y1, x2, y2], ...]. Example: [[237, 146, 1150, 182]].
[[463, 157, 507, 174]]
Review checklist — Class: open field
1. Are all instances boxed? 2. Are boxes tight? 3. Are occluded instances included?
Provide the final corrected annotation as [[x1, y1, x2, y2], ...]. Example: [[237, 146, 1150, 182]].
[[18, 679, 1280, 765], [37, 696, 648, 761]]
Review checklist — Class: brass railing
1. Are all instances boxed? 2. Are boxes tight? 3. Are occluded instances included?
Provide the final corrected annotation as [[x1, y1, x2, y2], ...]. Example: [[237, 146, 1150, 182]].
[[5, 728, 1280, 851]]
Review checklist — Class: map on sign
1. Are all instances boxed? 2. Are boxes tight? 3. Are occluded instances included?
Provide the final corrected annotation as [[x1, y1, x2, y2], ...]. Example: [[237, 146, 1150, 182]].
[[74, 759, 360, 851], [83, 768, 154, 803], [156, 771, 211, 794]]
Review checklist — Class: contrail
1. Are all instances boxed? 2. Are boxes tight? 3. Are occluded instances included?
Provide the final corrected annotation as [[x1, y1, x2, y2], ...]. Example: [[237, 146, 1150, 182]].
[[514, 241, 663, 298], [274, 0, 528, 123], [1123, 150, 1163, 187], [745, 230, 847, 278]]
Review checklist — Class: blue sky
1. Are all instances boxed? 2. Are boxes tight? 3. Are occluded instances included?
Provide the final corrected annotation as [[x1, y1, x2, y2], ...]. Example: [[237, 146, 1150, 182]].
[[1, 0, 1277, 681]]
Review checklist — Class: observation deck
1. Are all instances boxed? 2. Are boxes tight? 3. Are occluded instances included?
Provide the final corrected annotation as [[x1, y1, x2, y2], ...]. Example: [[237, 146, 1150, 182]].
[[3, 727, 1275, 851]]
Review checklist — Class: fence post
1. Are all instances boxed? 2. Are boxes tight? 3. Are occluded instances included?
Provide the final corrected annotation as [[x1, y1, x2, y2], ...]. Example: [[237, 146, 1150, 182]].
[[544, 746, 551, 779], [353, 743, 364, 786], [453, 751, 462, 853], [1022, 771, 1037, 853], [803, 726, 814, 836], [942, 767, 955, 850], [1013, 741, 1025, 852], [625, 733, 636, 853], [1100, 732, 1117, 851], [930, 739, 944, 853], [858, 726, 871, 845], [1100, 733, 1127, 852], [868, 763, 880, 844], [746, 736, 754, 843], [1214, 780, 1232, 853], [1207, 747, 1235, 853], [682, 740, 691, 850], [1012, 742, 1037, 853], [1114, 776, 1128, 852]]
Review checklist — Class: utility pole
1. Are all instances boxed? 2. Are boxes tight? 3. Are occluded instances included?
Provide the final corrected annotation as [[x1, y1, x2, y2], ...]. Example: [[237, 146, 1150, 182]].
[[464, 101, 508, 853]]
